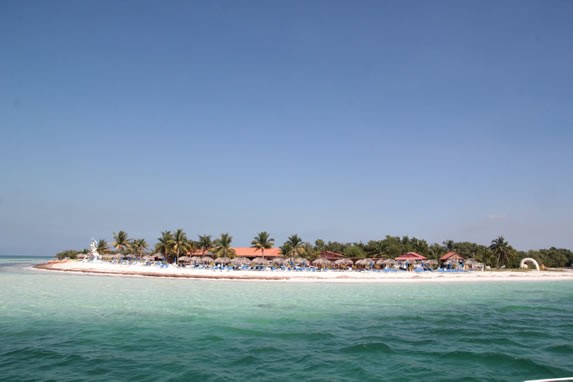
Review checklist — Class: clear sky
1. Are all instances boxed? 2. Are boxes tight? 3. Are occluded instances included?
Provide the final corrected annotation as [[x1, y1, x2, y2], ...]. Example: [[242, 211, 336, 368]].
[[1, 0, 572, 255]]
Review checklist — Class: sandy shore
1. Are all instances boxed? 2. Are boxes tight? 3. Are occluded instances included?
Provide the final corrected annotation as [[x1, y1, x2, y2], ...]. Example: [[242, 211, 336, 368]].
[[34, 260, 573, 283]]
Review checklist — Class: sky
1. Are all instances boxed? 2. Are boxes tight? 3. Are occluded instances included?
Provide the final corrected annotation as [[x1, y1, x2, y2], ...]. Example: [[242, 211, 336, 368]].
[[1, 0, 572, 255]]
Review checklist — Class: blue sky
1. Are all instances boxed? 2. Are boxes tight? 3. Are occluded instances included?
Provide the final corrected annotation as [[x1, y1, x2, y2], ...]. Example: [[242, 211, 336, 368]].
[[1, 0, 572, 255]]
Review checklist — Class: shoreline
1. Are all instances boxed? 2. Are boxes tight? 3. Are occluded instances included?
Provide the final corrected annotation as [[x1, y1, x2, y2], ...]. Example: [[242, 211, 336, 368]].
[[33, 261, 573, 283]]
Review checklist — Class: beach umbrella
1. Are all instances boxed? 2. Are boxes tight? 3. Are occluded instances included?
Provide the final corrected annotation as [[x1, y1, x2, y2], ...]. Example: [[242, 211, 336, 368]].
[[231, 257, 250, 266], [201, 256, 213, 263], [312, 258, 332, 267], [334, 258, 353, 267], [76, 254, 87, 259], [190, 256, 203, 263], [355, 258, 374, 267], [271, 257, 286, 265], [251, 257, 270, 265], [178, 256, 191, 263], [152, 253, 165, 260], [214, 257, 231, 264], [125, 254, 136, 259], [293, 257, 309, 266], [142, 255, 155, 261], [112, 254, 123, 260]]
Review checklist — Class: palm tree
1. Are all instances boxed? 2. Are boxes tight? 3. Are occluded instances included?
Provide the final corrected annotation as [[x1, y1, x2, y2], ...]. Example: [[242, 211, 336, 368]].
[[198, 235, 213, 255], [428, 244, 444, 262], [442, 240, 455, 252], [96, 239, 109, 255], [172, 228, 192, 264], [113, 231, 129, 254], [155, 231, 174, 261], [489, 236, 514, 268], [251, 231, 275, 258], [280, 243, 293, 257], [314, 239, 326, 252], [131, 239, 148, 260], [285, 234, 303, 259], [213, 233, 235, 258]]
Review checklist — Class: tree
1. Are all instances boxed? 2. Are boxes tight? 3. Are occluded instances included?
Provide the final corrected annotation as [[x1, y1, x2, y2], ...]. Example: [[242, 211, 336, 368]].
[[213, 233, 235, 258], [131, 239, 148, 259], [284, 234, 303, 259], [489, 236, 514, 268], [428, 243, 444, 262], [155, 231, 173, 261], [198, 235, 212, 255], [442, 240, 455, 252], [113, 231, 129, 254], [96, 239, 109, 255], [345, 245, 366, 258], [172, 228, 192, 264], [251, 231, 275, 258], [314, 239, 326, 252]]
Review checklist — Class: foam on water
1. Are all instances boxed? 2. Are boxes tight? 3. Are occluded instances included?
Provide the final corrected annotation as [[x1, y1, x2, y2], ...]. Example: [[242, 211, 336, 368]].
[[1, 257, 572, 381]]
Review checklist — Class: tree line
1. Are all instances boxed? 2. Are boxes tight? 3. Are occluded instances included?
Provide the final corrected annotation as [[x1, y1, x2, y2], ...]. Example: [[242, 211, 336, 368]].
[[55, 230, 573, 269]]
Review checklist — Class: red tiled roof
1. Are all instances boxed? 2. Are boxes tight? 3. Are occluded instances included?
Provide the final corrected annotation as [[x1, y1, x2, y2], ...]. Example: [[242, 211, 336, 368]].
[[234, 247, 281, 257], [440, 252, 464, 261], [395, 252, 427, 261], [320, 251, 347, 261]]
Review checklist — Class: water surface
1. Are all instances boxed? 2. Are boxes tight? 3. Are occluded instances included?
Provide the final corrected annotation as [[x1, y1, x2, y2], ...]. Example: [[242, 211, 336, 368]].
[[1, 257, 572, 381]]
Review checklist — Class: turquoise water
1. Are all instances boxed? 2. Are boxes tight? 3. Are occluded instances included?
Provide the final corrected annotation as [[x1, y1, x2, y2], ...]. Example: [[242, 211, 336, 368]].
[[1, 257, 572, 381]]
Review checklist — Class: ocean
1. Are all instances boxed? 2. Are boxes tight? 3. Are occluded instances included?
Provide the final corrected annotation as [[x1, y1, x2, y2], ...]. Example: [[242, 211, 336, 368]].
[[1, 256, 572, 381]]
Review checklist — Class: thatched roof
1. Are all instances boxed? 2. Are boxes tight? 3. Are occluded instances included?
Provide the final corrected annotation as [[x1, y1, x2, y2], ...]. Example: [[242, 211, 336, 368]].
[[335, 258, 353, 266], [312, 258, 332, 266], [355, 258, 374, 266], [251, 257, 270, 265], [231, 257, 250, 266], [214, 257, 231, 264]]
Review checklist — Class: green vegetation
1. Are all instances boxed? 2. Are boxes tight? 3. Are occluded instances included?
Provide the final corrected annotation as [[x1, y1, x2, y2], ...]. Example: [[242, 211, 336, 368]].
[[54, 229, 573, 268], [213, 233, 236, 258], [251, 231, 275, 257]]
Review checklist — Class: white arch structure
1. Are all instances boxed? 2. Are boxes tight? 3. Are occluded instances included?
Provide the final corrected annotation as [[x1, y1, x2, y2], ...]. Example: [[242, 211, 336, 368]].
[[520, 257, 540, 271]]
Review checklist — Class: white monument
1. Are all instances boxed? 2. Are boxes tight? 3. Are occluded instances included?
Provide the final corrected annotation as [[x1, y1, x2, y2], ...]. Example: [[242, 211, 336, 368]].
[[520, 257, 540, 271], [90, 238, 101, 262]]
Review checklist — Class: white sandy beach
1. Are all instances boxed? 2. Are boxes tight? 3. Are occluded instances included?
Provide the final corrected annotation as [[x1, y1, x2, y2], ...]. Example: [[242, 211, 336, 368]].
[[35, 260, 573, 283]]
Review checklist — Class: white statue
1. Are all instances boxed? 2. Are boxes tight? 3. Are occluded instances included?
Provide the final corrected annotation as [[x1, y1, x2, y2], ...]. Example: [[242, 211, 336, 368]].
[[90, 238, 101, 262]]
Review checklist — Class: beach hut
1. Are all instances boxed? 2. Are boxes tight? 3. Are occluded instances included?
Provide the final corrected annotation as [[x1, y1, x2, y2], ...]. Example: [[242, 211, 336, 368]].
[[395, 252, 427, 261], [440, 252, 464, 269]]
